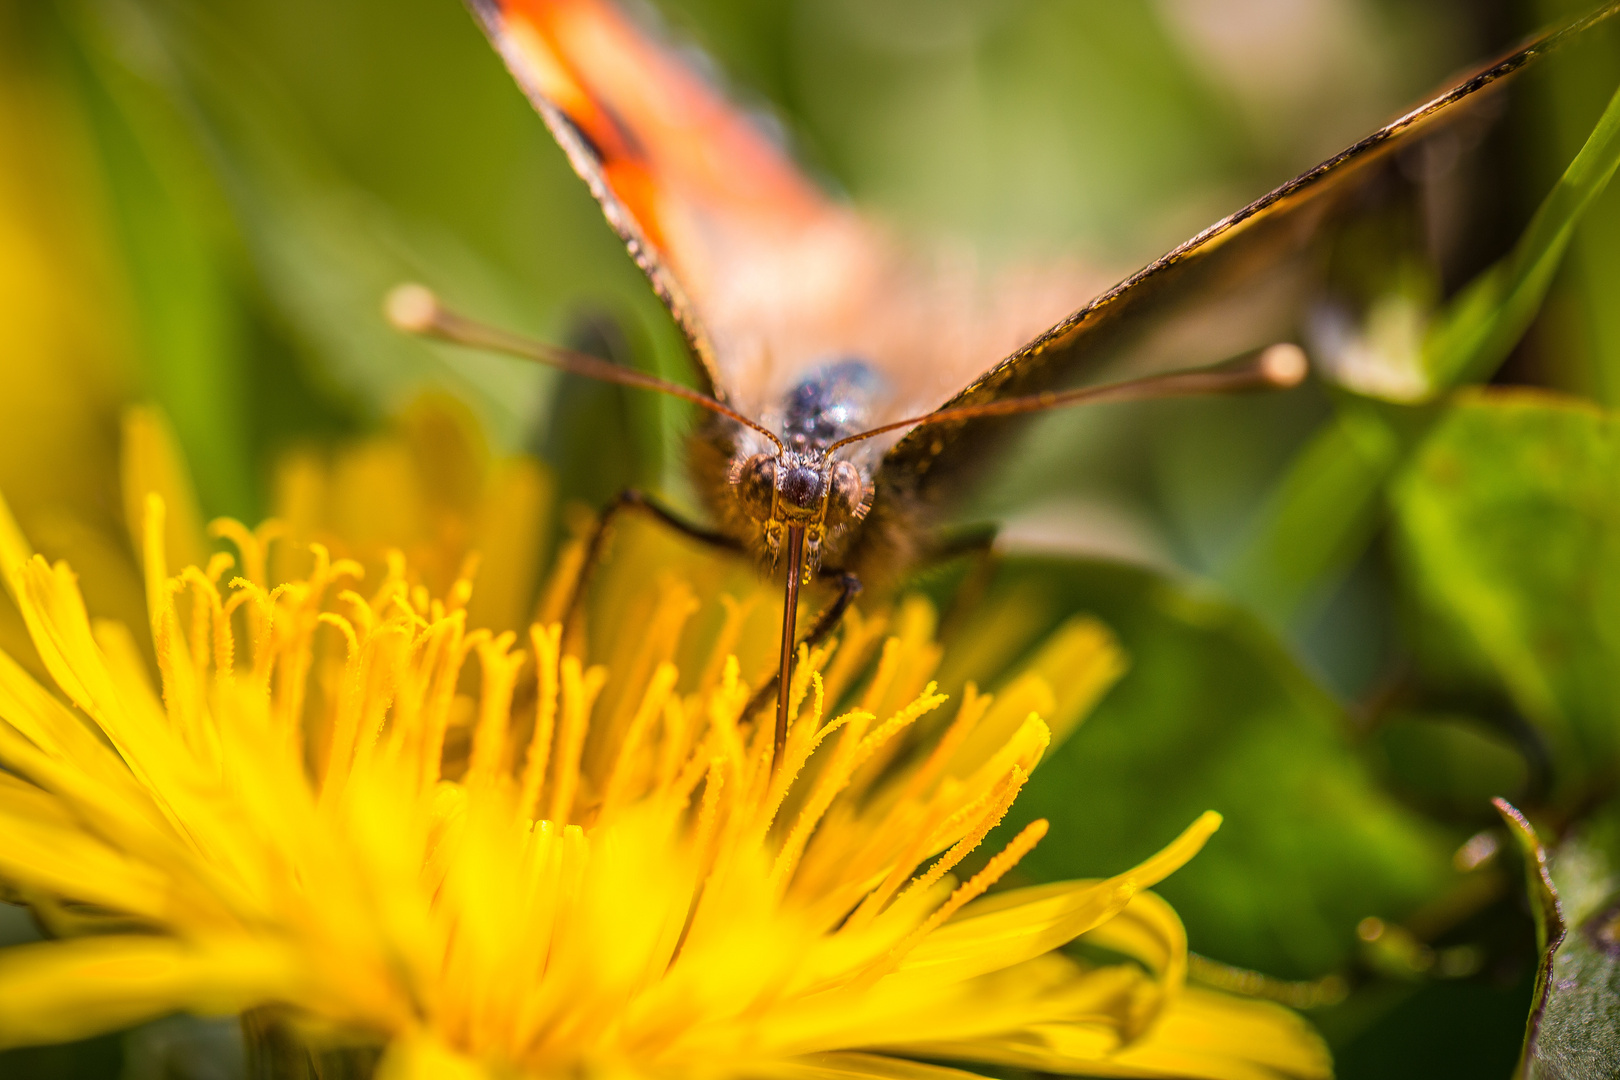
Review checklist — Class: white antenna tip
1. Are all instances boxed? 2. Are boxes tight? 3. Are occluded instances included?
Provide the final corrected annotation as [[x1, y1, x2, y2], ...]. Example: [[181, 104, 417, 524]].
[[386, 283, 441, 334], [1258, 343, 1308, 388]]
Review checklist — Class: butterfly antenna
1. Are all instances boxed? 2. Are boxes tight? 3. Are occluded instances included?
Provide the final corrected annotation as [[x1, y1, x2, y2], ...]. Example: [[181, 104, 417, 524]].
[[772, 525, 806, 776], [387, 284, 783, 451], [822, 344, 1308, 458]]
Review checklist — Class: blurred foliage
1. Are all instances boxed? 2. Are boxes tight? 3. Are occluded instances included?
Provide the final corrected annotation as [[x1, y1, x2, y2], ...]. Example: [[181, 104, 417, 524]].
[[1223, 66, 1620, 636], [955, 558, 1460, 979], [1537, 0, 1620, 405], [1395, 392, 1620, 801], [9, 0, 1620, 1077], [1393, 389, 1620, 1071]]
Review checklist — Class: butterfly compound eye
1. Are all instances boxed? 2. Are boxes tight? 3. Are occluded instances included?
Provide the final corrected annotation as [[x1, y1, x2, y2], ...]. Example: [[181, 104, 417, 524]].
[[732, 454, 778, 520], [828, 461, 870, 524]]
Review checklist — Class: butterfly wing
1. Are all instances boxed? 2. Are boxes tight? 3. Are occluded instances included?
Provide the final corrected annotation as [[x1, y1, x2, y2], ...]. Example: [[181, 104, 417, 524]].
[[464, 0, 849, 409], [472, 0, 1620, 534], [467, 0, 1095, 422], [874, 3, 1620, 504], [467, 0, 791, 396]]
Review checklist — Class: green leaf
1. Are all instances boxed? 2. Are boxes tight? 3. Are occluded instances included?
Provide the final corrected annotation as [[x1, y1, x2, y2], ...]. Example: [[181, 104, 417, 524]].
[[963, 557, 1458, 978], [1224, 63, 1620, 630], [1424, 74, 1620, 388], [1497, 797, 1620, 1080], [1375, 711, 1530, 816], [1530, 915, 1620, 1080], [1392, 391, 1620, 793], [61, 0, 545, 450], [58, 0, 697, 494], [1219, 401, 1402, 627], [59, 1, 256, 521], [1532, 0, 1620, 406]]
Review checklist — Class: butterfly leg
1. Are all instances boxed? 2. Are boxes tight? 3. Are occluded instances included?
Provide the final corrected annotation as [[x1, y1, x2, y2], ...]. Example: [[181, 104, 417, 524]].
[[562, 488, 742, 636], [745, 566, 863, 721], [802, 568, 864, 648]]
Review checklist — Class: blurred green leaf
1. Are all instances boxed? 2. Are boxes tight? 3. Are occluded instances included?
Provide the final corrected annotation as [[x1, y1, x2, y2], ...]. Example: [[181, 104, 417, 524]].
[[65, 0, 541, 449], [1220, 400, 1402, 626], [1332, 973, 1536, 1080], [1425, 76, 1620, 389], [1375, 711, 1530, 816], [60, 0, 255, 520], [1224, 65, 1620, 631], [1536, 0, 1620, 404], [53, 0, 701, 493], [971, 557, 1458, 978], [1392, 391, 1620, 794], [538, 309, 672, 513], [0, 1036, 123, 1080]]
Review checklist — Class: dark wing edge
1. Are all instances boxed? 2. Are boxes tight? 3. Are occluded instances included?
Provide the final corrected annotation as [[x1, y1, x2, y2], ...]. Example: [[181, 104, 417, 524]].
[[884, 0, 1620, 472], [463, 0, 725, 399]]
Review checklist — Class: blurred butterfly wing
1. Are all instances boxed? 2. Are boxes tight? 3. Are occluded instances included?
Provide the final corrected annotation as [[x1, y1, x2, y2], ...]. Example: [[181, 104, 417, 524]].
[[466, 0, 837, 404], [876, 2, 1620, 502]]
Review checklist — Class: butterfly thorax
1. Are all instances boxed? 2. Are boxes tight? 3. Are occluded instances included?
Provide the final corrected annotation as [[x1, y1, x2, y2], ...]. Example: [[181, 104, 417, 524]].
[[723, 360, 881, 571]]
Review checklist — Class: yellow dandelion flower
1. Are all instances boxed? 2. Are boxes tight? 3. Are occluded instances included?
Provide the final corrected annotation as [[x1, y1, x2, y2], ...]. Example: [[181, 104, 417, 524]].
[[266, 393, 552, 637], [0, 479, 1329, 1080]]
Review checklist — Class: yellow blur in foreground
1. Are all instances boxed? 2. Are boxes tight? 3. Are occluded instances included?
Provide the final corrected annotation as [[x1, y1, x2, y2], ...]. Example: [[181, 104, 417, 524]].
[[0, 452, 1330, 1079]]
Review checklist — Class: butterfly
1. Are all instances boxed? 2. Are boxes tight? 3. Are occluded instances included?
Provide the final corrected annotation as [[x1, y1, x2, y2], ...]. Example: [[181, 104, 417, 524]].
[[389, 0, 1620, 768]]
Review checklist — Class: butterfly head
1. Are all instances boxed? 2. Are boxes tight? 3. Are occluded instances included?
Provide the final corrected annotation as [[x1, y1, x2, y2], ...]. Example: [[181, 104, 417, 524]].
[[723, 359, 884, 568], [729, 447, 872, 568]]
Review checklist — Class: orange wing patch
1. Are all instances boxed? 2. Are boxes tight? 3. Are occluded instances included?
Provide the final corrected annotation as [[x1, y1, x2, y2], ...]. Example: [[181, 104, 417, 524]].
[[489, 0, 822, 254], [470, 0, 1103, 423]]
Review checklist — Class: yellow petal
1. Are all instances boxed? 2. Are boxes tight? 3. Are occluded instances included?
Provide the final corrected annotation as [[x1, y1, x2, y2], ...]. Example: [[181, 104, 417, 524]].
[[464, 457, 552, 635], [943, 674, 1055, 784], [0, 638, 123, 775], [1019, 616, 1128, 744], [0, 769, 73, 825], [326, 442, 427, 561], [761, 1051, 988, 1080], [882, 1026, 1117, 1075], [8, 554, 200, 817], [1077, 889, 1188, 1037], [893, 813, 1221, 986], [0, 486, 32, 586], [1082, 890, 1186, 985], [0, 935, 292, 1048], [0, 791, 168, 917], [1123, 811, 1223, 888], [1100, 987, 1332, 1080], [397, 393, 489, 517], [91, 618, 170, 740], [120, 406, 210, 577], [374, 1033, 493, 1080], [937, 616, 1125, 780], [894, 986, 1332, 1080], [0, 720, 171, 858], [768, 955, 1146, 1056]]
